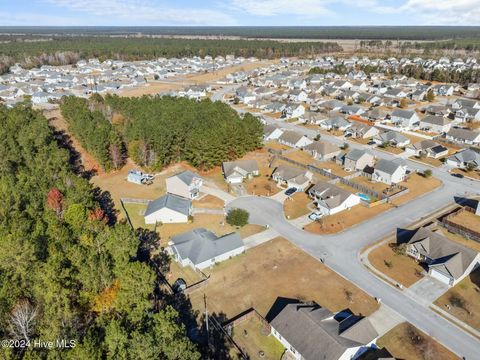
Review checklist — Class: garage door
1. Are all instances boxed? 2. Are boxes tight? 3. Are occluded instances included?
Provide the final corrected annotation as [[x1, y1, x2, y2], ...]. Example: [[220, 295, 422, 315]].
[[430, 269, 452, 285]]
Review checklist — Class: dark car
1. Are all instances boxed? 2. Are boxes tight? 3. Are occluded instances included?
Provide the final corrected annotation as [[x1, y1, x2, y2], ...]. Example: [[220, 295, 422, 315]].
[[285, 187, 297, 196], [451, 173, 464, 179]]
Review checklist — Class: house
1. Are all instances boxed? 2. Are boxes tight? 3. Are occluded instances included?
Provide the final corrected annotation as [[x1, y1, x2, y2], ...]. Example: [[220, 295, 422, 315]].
[[144, 193, 192, 224], [235, 86, 256, 104], [263, 124, 284, 141], [288, 89, 308, 102], [222, 160, 259, 184], [272, 165, 313, 190], [345, 123, 379, 139], [309, 181, 361, 215], [304, 140, 341, 161], [446, 148, 480, 170], [340, 105, 366, 116], [283, 104, 305, 119], [374, 130, 410, 148], [446, 128, 480, 145], [390, 109, 419, 129], [278, 130, 313, 148], [170, 228, 244, 270], [452, 98, 480, 110], [372, 159, 408, 185], [419, 115, 452, 134], [405, 140, 449, 159], [384, 88, 408, 98], [338, 149, 375, 172], [269, 301, 378, 360], [320, 117, 352, 131], [454, 107, 480, 123], [366, 108, 387, 122], [166, 170, 203, 199], [406, 226, 480, 286], [433, 84, 454, 96]]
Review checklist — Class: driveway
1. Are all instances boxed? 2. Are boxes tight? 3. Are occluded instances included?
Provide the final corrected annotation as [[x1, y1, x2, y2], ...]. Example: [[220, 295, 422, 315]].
[[405, 277, 450, 306], [202, 184, 236, 203]]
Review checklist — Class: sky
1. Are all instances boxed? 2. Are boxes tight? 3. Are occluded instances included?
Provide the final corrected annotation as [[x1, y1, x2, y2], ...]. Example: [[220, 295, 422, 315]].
[[1, 0, 480, 27]]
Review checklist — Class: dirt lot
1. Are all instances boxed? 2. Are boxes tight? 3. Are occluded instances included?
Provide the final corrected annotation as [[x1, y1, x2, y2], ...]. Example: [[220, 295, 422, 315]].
[[368, 242, 424, 287], [376, 145, 405, 155], [377, 322, 458, 360], [264, 141, 291, 152], [448, 209, 480, 234], [157, 214, 264, 246], [304, 203, 392, 234], [434, 270, 480, 331], [245, 175, 281, 196], [284, 192, 312, 219], [230, 316, 285, 360], [409, 155, 444, 167], [188, 237, 379, 320], [315, 159, 350, 177], [193, 194, 225, 209], [351, 175, 391, 194]]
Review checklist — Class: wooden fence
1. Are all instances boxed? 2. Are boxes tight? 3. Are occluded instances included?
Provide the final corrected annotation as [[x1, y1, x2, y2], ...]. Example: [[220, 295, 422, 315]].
[[439, 206, 480, 243]]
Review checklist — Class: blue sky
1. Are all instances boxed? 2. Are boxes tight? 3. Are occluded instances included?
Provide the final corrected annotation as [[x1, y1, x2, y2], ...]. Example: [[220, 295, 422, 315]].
[[2, 0, 480, 26]]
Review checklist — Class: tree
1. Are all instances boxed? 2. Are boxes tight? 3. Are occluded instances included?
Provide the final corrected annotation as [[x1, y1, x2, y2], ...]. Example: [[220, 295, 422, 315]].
[[426, 89, 435, 102], [9, 300, 38, 342], [423, 169, 432, 178], [226, 208, 249, 227], [46, 187, 64, 216]]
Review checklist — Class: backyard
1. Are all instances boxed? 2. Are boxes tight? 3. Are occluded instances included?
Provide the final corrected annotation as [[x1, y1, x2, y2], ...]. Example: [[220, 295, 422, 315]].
[[434, 270, 480, 330], [447, 209, 480, 234], [192, 194, 225, 209], [122, 202, 155, 231], [367, 241, 424, 287], [391, 173, 442, 206], [188, 237, 379, 320], [166, 259, 205, 287], [377, 322, 459, 360]]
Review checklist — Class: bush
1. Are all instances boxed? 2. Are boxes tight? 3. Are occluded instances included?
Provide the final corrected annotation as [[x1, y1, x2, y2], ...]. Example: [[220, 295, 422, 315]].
[[423, 169, 432, 178], [226, 208, 249, 227]]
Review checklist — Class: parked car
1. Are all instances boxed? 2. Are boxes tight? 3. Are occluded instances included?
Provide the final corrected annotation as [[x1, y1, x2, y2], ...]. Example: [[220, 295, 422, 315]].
[[451, 173, 464, 178], [308, 212, 323, 221], [285, 187, 297, 196], [367, 140, 376, 146]]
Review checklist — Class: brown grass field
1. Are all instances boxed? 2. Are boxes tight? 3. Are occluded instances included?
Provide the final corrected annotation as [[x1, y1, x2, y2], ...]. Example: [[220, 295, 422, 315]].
[[188, 237, 379, 320], [377, 322, 459, 360], [284, 192, 312, 219], [448, 210, 480, 234], [391, 174, 442, 206], [192, 194, 225, 209], [434, 270, 480, 331], [368, 242, 424, 287]]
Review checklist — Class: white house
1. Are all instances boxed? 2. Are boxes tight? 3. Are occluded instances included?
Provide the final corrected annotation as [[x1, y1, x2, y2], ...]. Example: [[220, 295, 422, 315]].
[[263, 124, 284, 141], [278, 130, 313, 148], [170, 228, 244, 270], [419, 115, 452, 134], [222, 160, 259, 184], [144, 193, 192, 224], [446, 149, 480, 170], [166, 170, 203, 199], [446, 128, 480, 145], [390, 109, 420, 129], [308, 182, 360, 215], [283, 104, 305, 119], [372, 159, 408, 185], [272, 165, 313, 191]]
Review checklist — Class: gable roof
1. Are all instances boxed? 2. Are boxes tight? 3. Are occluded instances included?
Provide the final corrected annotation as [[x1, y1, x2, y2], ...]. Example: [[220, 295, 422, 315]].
[[304, 140, 339, 156], [346, 149, 372, 162], [222, 159, 259, 178], [172, 170, 202, 186], [145, 193, 191, 217], [309, 181, 355, 209], [375, 158, 406, 175], [391, 109, 416, 119], [447, 128, 480, 141], [278, 130, 306, 144], [270, 302, 377, 360], [171, 228, 243, 266], [420, 115, 451, 126]]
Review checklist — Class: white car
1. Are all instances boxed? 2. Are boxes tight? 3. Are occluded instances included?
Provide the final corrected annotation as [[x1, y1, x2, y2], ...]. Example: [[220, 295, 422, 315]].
[[308, 212, 323, 221]]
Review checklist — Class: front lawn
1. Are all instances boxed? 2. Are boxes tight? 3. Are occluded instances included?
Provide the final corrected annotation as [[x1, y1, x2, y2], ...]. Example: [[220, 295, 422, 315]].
[[284, 192, 312, 219]]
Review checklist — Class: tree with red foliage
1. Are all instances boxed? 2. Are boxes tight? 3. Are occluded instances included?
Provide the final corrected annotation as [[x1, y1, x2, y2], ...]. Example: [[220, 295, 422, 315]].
[[88, 207, 108, 224], [46, 187, 64, 216]]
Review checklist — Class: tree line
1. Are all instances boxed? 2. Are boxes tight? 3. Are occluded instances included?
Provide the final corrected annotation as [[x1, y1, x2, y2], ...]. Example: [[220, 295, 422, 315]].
[[60, 94, 264, 171], [0, 104, 200, 359]]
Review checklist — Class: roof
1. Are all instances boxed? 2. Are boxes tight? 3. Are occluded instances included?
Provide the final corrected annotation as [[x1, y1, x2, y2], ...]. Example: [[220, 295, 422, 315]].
[[263, 124, 282, 137], [171, 228, 243, 266], [378, 130, 409, 144], [420, 115, 450, 126], [270, 302, 377, 360], [375, 158, 406, 175], [448, 148, 480, 165], [391, 109, 415, 119], [222, 160, 259, 178], [309, 181, 355, 209], [278, 130, 306, 144], [407, 227, 478, 281], [346, 149, 372, 162], [447, 128, 480, 141], [304, 140, 339, 156], [410, 139, 440, 151], [145, 193, 191, 217], [273, 165, 309, 183], [172, 170, 202, 186]]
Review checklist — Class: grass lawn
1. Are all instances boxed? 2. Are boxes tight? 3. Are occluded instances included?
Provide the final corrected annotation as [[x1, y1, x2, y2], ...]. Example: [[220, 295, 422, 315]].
[[368, 242, 424, 287], [284, 192, 312, 219], [315, 160, 350, 177], [188, 237, 379, 320], [264, 141, 291, 152], [448, 210, 480, 234], [409, 155, 444, 167], [434, 270, 480, 330], [376, 146, 405, 155], [391, 173, 442, 206], [283, 150, 315, 165], [166, 259, 204, 287], [193, 194, 225, 209], [245, 176, 281, 196], [122, 202, 155, 231], [304, 203, 392, 234], [350, 175, 391, 194], [230, 317, 285, 360], [377, 322, 459, 360]]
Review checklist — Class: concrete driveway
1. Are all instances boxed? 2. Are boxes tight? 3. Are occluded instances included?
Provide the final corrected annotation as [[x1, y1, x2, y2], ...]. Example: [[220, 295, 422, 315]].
[[405, 277, 450, 306]]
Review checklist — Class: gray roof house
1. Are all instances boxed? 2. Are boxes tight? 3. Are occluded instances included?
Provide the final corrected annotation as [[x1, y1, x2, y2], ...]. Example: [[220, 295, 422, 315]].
[[371, 159, 408, 185], [222, 160, 259, 184], [390, 109, 419, 129], [405, 140, 448, 159], [166, 170, 203, 199], [304, 140, 341, 161], [278, 130, 313, 148], [374, 130, 410, 147], [446, 128, 480, 145], [406, 226, 480, 286], [320, 117, 352, 131], [144, 193, 192, 224], [446, 148, 480, 169], [419, 115, 452, 134], [345, 123, 380, 139], [308, 181, 361, 215], [269, 301, 378, 360], [272, 165, 313, 191], [338, 149, 375, 172], [170, 228, 244, 270]]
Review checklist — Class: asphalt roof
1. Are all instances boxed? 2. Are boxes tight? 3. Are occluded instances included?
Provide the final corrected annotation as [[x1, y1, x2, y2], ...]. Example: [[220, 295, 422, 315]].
[[375, 158, 406, 175], [173, 170, 202, 186], [145, 193, 191, 217]]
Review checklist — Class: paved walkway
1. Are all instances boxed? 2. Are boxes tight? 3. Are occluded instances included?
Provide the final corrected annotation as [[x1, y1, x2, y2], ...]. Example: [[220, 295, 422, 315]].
[[243, 228, 280, 250], [288, 214, 312, 229], [202, 184, 236, 203], [367, 304, 404, 336], [192, 208, 224, 215]]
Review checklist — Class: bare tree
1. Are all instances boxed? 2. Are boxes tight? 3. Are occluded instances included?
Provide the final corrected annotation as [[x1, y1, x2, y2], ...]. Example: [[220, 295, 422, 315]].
[[109, 143, 123, 169], [9, 300, 39, 342]]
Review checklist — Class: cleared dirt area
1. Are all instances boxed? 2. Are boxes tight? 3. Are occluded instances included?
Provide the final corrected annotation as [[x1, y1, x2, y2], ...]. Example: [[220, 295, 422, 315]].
[[448, 210, 480, 234], [245, 176, 280, 196], [188, 237, 379, 320], [192, 194, 225, 209], [368, 242, 424, 287], [377, 322, 458, 360], [351, 175, 391, 194], [284, 192, 312, 219], [304, 203, 391, 234], [434, 270, 480, 331], [315, 160, 350, 177], [230, 316, 285, 360], [157, 214, 264, 246], [283, 149, 315, 165]]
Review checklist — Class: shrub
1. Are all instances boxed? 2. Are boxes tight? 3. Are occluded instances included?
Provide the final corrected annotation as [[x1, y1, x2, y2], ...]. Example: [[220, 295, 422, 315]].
[[226, 208, 249, 227], [423, 169, 432, 178]]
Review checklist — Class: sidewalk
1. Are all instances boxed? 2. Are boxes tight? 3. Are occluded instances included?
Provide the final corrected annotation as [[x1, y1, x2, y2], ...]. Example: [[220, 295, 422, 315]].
[[243, 228, 280, 250]]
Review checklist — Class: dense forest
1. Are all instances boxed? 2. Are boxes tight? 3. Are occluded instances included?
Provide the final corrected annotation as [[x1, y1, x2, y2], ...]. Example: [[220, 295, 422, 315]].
[[60, 95, 264, 171], [0, 37, 341, 74], [0, 104, 200, 359]]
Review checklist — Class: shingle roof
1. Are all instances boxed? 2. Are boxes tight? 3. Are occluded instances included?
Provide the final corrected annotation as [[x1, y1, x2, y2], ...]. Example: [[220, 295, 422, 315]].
[[346, 149, 372, 162], [173, 170, 202, 186], [421, 115, 450, 126], [375, 159, 406, 175], [391, 109, 415, 119], [278, 130, 305, 144], [145, 193, 191, 217], [309, 181, 355, 209], [171, 228, 243, 266], [304, 140, 339, 156], [447, 128, 480, 141], [222, 160, 259, 178]]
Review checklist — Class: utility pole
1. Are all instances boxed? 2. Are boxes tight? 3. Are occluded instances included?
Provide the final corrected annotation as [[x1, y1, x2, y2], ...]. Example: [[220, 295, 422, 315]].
[[204, 293, 209, 346]]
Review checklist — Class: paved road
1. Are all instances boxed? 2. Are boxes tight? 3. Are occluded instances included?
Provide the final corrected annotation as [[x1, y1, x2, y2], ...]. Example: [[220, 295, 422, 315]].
[[212, 85, 480, 357]]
